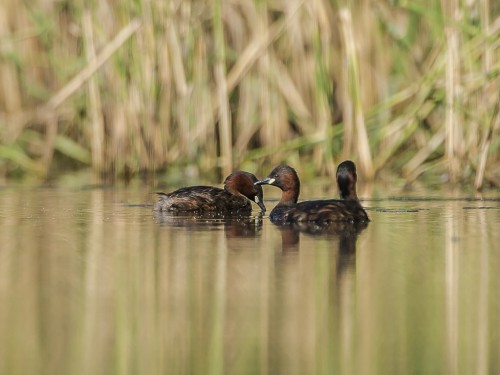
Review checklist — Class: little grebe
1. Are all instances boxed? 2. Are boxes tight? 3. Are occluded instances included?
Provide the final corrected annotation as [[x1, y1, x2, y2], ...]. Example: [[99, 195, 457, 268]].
[[154, 171, 266, 213], [255, 160, 369, 223]]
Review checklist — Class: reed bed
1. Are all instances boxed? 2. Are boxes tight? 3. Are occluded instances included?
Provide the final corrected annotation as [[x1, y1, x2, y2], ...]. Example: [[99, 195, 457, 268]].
[[0, 0, 499, 188]]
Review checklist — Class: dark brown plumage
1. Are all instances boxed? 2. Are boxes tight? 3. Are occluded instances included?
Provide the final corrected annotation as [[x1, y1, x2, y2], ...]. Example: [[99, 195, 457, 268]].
[[154, 171, 266, 213], [255, 161, 369, 223]]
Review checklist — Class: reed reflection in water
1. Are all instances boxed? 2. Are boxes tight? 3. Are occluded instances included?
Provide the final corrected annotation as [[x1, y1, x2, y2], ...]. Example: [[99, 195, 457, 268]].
[[0, 188, 499, 374]]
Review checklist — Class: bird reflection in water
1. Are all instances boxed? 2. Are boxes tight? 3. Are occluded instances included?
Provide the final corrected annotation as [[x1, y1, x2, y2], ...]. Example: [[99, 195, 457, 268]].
[[224, 215, 264, 239], [277, 220, 368, 276], [153, 211, 263, 238], [270, 220, 368, 373]]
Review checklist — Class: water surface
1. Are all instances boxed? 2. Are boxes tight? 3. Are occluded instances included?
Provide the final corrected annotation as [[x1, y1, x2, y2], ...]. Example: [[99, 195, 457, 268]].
[[0, 186, 499, 374]]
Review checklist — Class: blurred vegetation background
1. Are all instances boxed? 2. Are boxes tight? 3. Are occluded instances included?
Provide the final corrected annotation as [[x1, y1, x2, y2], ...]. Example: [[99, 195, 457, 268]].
[[0, 0, 499, 188]]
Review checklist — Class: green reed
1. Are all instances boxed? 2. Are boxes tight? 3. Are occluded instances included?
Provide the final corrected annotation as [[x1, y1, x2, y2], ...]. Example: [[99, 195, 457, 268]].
[[0, 0, 498, 187]]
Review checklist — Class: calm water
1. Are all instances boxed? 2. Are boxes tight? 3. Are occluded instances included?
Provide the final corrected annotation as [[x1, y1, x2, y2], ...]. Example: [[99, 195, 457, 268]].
[[0, 186, 499, 375]]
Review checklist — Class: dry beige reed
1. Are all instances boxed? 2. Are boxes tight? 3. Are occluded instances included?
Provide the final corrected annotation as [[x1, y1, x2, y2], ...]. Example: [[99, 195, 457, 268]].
[[0, 0, 499, 188]]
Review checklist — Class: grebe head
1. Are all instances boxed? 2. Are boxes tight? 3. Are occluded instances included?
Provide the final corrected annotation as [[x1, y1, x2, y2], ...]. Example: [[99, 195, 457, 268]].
[[224, 171, 266, 212], [254, 165, 300, 205], [336, 160, 358, 200]]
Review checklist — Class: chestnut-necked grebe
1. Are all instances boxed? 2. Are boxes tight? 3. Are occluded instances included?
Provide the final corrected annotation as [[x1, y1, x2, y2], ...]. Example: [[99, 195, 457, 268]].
[[155, 171, 266, 213], [255, 161, 368, 223]]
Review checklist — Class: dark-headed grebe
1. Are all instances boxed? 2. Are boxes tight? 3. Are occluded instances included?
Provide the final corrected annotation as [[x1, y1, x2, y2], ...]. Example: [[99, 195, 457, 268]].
[[154, 171, 266, 213], [255, 161, 368, 223]]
